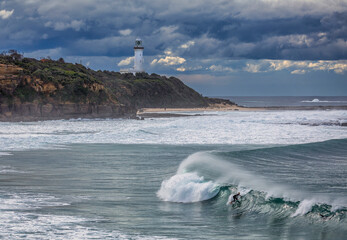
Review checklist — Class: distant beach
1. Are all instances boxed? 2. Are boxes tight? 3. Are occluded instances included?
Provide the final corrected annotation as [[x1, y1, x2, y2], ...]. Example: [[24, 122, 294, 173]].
[[138, 104, 264, 114], [138, 100, 347, 118]]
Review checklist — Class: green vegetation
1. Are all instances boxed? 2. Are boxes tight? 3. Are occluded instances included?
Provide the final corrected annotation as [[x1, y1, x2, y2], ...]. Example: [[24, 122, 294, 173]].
[[14, 85, 37, 103], [0, 50, 225, 109], [0, 52, 107, 104]]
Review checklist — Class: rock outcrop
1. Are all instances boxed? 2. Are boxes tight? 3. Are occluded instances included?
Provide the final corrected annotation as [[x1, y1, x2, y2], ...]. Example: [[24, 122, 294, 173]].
[[0, 101, 131, 121], [0, 64, 23, 95]]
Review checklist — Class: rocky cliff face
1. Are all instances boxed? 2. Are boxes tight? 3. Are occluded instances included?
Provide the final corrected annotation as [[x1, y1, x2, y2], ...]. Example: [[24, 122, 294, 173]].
[[0, 55, 217, 121], [0, 64, 23, 95], [0, 101, 132, 121], [0, 61, 135, 121]]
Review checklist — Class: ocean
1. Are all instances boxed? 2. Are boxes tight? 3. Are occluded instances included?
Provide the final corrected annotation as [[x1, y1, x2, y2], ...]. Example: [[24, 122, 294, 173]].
[[224, 96, 347, 107], [0, 100, 347, 239]]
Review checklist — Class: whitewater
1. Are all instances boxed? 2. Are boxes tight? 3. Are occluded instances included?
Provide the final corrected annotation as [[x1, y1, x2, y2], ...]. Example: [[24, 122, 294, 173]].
[[0, 109, 346, 239], [1, 110, 347, 151]]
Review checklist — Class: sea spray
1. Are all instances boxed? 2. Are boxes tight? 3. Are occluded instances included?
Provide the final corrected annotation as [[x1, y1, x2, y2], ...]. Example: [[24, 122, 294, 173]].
[[292, 199, 317, 217], [157, 172, 219, 203], [164, 150, 347, 217], [176, 151, 302, 201]]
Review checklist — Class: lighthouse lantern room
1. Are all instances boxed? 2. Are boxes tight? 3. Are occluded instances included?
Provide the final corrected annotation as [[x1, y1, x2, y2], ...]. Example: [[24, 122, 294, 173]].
[[134, 38, 144, 72]]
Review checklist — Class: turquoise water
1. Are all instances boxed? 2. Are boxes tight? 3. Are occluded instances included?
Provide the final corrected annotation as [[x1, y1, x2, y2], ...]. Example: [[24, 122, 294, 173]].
[[0, 110, 346, 239]]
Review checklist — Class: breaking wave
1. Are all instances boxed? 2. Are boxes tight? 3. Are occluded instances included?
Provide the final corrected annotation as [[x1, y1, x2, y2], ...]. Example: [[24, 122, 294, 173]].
[[301, 98, 347, 103], [157, 172, 219, 203], [157, 145, 347, 223]]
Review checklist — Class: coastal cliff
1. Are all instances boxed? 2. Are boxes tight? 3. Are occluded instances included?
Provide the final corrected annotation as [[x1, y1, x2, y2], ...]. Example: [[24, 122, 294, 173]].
[[0, 53, 232, 121]]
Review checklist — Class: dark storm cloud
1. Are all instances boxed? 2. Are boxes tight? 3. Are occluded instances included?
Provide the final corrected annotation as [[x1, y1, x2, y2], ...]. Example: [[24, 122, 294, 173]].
[[0, 0, 346, 60]]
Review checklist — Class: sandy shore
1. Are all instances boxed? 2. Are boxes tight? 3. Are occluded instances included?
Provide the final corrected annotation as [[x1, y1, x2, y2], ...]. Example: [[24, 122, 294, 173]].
[[137, 104, 347, 117], [137, 104, 264, 114]]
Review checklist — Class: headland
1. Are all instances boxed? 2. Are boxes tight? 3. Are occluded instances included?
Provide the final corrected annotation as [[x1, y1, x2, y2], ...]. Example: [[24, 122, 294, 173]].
[[1, 53, 346, 122], [0, 52, 235, 121]]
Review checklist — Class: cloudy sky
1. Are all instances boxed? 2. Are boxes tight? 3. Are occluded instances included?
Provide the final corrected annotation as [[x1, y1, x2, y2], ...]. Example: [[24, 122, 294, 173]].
[[1, 0, 346, 96]]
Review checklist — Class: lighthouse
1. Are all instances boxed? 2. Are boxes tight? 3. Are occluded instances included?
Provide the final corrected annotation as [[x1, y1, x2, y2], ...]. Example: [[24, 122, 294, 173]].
[[133, 38, 144, 72]]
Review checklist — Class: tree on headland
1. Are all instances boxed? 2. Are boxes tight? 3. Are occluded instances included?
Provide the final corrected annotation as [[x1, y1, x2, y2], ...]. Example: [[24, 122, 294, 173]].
[[0, 50, 23, 61], [9, 50, 23, 61]]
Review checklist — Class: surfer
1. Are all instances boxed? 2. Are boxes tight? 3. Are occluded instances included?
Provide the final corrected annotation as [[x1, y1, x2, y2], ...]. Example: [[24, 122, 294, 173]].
[[320, 214, 333, 220], [229, 192, 241, 204]]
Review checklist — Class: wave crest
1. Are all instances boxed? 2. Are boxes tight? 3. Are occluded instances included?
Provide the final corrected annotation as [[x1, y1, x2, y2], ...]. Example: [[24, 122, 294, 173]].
[[301, 98, 347, 103], [157, 172, 219, 203], [160, 150, 347, 221]]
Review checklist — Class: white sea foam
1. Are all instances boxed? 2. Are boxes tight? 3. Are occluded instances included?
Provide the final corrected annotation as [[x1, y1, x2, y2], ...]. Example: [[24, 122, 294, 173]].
[[0, 167, 26, 174], [0, 152, 12, 156], [292, 199, 317, 216], [157, 172, 219, 203], [0, 211, 178, 240], [177, 152, 301, 200], [302, 98, 322, 103], [0, 192, 70, 210], [301, 99, 347, 103], [0, 110, 346, 151], [162, 151, 300, 205], [0, 192, 177, 240], [170, 151, 347, 211]]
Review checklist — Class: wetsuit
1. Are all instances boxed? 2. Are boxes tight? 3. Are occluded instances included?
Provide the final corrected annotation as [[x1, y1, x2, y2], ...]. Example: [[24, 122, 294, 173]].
[[233, 193, 240, 202]]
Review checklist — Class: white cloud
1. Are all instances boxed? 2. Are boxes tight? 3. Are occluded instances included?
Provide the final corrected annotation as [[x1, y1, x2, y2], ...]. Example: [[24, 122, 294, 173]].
[[45, 20, 85, 31], [268, 60, 347, 74], [118, 56, 134, 66], [188, 66, 203, 71], [265, 34, 314, 48], [209, 65, 235, 72], [150, 59, 158, 65], [69, 20, 85, 31], [0, 9, 14, 19], [228, 0, 347, 20], [291, 69, 306, 74], [207, 60, 347, 75], [176, 67, 186, 72], [152, 56, 186, 66], [180, 41, 195, 49], [157, 25, 179, 35], [164, 49, 173, 56], [315, 61, 347, 74], [119, 29, 132, 36], [269, 60, 298, 71], [23, 0, 347, 23], [244, 63, 263, 73]]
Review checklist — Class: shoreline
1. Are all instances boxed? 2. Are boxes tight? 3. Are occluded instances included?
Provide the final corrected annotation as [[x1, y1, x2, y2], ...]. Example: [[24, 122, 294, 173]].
[[1, 104, 347, 122], [137, 104, 265, 114], [137, 104, 347, 117]]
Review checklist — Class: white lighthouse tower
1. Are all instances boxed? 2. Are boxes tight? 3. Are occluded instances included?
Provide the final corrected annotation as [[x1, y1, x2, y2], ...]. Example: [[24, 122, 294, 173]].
[[133, 38, 144, 72]]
